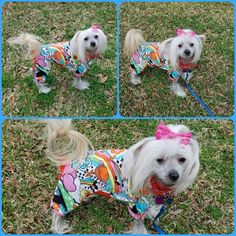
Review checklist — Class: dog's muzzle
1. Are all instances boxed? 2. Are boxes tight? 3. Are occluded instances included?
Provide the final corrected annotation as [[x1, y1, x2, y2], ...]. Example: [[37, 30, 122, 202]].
[[168, 170, 179, 182], [90, 41, 96, 47], [184, 49, 191, 56]]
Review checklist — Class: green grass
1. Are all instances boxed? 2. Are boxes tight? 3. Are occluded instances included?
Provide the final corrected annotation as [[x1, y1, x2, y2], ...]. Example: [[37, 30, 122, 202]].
[[120, 2, 234, 117], [2, 2, 116, 116], [2, 120, 234, 233]]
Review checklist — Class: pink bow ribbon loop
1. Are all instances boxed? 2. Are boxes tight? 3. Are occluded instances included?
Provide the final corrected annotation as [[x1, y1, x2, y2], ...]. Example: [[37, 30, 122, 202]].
[[176, 28, 196, 37], [155, 123, 192, 145], [91, 24, 100, 33]]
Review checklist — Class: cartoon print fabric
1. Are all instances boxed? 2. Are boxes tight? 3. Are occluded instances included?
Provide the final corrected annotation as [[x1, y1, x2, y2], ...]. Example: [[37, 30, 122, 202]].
[[129, 42, 193, 82], [33, 42, 90, 84], [51, 149, 171, 220]]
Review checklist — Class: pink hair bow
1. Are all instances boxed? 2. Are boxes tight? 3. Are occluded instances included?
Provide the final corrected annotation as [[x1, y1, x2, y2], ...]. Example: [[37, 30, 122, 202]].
[[91, 24, 100, 33], [176, 28, 196, 37], [155, 123, 192, 145]]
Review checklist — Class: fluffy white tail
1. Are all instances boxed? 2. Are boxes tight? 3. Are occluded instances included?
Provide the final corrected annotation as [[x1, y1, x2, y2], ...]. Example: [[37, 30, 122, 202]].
[[7, 32, 42, 58], [124, 29, 146, 58], [46, 120, 93, 165]]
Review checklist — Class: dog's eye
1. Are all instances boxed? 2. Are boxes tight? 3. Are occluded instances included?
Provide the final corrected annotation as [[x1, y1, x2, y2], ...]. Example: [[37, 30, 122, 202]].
[[190, 43, 194, 47], [156, 158, 165, 164], [84, 37, 89, 41], [94, 35, 99, 39], [179, 157, 186, 163], [178, 44, 183, 48]]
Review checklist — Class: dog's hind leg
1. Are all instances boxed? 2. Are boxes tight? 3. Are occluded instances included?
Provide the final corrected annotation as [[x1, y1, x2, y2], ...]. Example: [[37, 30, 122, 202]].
[[129, 66, 141, 85], [33, 59, 52, 94], [51, 211, 72, 234]]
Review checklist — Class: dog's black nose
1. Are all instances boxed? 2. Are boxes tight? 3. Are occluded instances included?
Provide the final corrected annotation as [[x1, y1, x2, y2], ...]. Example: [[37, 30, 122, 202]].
[[168, 170, 179, 181], [90, 41, 96, 47], [184, 49, 191, 56]]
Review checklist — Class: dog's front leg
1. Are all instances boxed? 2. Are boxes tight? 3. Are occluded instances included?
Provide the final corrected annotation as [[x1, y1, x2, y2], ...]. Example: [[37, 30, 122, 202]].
[[73, 62, 90, 90], [170, 82, 186, 97], [125, 219, 148, 234], [181, 70, 193, 82], [51, 211, 72, 234], [147, 204, 162, 221]]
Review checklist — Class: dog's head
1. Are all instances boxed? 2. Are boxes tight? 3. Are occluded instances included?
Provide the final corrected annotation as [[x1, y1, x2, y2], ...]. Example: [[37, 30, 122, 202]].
[[70, 24, 107, 63], [122, 123, 200, 195], [160, 29, 206, 70]]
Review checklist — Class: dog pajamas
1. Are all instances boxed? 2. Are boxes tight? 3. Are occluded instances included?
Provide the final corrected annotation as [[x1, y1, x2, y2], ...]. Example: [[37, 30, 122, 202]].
[[33, 42, 91, 84], [51, 149, 172, 220], [130, 42, 193, 82]]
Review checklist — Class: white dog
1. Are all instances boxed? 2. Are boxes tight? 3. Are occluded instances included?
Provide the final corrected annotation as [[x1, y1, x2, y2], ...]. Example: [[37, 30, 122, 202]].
[[46, 120, 200, 234], [124, 28, 206, 97], [8, 25, 107, 93]]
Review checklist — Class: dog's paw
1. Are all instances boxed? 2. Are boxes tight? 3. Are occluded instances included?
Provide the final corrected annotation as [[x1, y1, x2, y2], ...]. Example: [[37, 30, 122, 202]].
[[176, 89, 186, 97], [170, 83, 186, 97], [39, 87, 52, 94], [73, 78, 90, 90], [130, 76, 141, 85], [124, 220, 149, 234], [51, 212, 72, 234], [36, 84, 51, 94]]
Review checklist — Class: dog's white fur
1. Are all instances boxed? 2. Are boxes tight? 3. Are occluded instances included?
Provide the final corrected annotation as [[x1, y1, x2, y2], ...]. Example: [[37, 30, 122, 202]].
[[8, 27, 107, 93], [46, 120, 200, 234], [124, 29, 206, 97], [46, 120, 93, 165]]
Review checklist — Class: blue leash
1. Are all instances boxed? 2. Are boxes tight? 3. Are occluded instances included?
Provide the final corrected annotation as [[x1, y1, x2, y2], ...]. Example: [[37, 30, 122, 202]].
[[152, 198, 173, 234], [183, 81, 215, 117], [152, 222, 166, 234], [152, 206, 166, 234]]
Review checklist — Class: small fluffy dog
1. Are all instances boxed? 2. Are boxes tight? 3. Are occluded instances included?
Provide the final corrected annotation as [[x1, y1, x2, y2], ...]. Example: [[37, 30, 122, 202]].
[[45, 120, 200, 234], [124, 28, 206, 97], [8, 25, 107, 93]]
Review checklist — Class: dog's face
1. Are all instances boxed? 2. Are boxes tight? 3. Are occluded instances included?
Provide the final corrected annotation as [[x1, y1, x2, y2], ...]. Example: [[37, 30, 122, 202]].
[[151, 139, 196, 187], [122, 125, 200, 194], [70, 26, 107, 62], [160, 29, 206, 70], [79, 28, 106, 53], [171, 36, 202, 63]]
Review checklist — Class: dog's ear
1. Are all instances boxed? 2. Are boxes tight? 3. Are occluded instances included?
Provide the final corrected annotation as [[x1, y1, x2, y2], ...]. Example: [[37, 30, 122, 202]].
[[70, 31, 86, 63], [122, 137, 155, 179], [159, 37, 174, 57], [187, 138, 200, 185], [175, 138, 200, 194], [96, 29, 107, 57], [196, 34, 206, 43]]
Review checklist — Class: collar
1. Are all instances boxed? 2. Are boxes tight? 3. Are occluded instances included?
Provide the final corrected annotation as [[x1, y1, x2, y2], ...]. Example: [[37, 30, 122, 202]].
[[85, 52, 97, 61], [179, 59, 198, 70], [149, 176, 172, 196], [140, 176, 172, 196]]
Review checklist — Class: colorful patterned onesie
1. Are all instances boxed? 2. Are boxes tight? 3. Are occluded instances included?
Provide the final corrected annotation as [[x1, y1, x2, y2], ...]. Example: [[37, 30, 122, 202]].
[[130, 42, 193, 82], [51, 149, 172, 220], [33, 42, 93, 84]]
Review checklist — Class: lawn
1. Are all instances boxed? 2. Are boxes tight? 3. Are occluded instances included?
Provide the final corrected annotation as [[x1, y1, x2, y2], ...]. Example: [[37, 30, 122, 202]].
[[2, 119, 233, 233], [120, 2, 234, 117], [2, 2, 116, 117]]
